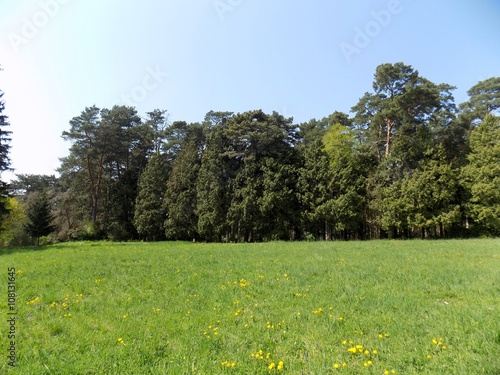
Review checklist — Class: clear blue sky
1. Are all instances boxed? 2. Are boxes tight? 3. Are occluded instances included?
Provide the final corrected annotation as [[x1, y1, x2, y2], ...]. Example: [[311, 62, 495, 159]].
[[1, 0, 499, 181]]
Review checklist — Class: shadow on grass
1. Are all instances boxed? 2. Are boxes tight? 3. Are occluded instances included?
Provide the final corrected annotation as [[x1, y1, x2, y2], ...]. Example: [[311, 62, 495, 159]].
[[0, 241, 104, 256]]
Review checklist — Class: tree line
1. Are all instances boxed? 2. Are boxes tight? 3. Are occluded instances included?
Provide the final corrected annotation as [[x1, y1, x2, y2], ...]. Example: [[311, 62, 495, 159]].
[[3, 62, 500, 245]]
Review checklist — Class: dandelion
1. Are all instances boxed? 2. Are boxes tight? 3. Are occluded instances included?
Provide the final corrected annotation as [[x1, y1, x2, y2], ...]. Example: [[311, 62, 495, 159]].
[[334, 363, 340, 369], [26, 297, 41, 305], [364, 349, 370, 356], [268, 362, 275, 370], [117, 338, 126, 346], [372, 350, 378, 355], [277, 360, 284, 370], [342, 363, 347, 368]]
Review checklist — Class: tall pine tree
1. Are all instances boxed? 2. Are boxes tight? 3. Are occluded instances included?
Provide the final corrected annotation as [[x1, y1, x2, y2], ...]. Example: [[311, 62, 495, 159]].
[[0, 67, 12, 225]]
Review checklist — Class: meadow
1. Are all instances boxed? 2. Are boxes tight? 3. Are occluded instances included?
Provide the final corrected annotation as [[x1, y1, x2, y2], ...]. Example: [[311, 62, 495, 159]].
[[0, 240, 499, 374]]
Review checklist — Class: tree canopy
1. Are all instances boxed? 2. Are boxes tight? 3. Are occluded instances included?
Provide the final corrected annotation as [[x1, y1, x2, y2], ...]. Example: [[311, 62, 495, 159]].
[[6, 63, 500, 244]]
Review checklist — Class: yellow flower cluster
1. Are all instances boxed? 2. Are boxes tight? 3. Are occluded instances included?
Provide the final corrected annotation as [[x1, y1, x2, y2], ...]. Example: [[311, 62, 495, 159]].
[[221, 360, 236, 368], [347, 344, 365, 354], [428, 337, 447, 359], [432, 337, 446, 350], [50, 293, 84, 315], [251, 350, 284, 371], [266, 319, 285, 330], [312, 307, 323, 314], [268, 360, 284, 371], [202, 325, 219, 339], [26, 296, 41, 305], [117, 337, 126, 346], [239, 279, 250, 287], [333, 362, 348, 369], [251, 349, 270, 360], [95, 278, 106, 283], [383, 370, 396, 374]]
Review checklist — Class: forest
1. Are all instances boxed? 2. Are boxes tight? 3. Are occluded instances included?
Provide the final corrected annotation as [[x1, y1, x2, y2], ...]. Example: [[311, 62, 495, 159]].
[[1, 62, 499, 245]]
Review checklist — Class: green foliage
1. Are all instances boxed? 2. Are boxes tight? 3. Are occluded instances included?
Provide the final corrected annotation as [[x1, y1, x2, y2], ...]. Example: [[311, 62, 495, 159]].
[[1, 240, 499, 373], [52, 65, 500, 242], [322, 123, 355, 167], [134, 153, 169, 241], [23, 192, 56, 246], [196, 125, 231, 242], [164, 124, 204, 240], [0, 74, 12, 224], [460, 77, 500, 121], [462, 115, 500, 234], [0, 197, 30, 246], [403, 146, 462, 238], [224, 110, 299, 241], [60, 105, 162, 240]]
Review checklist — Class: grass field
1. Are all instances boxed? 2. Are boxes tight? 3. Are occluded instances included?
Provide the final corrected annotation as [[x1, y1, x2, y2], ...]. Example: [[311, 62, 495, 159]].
[[1, 240, 499, 374]]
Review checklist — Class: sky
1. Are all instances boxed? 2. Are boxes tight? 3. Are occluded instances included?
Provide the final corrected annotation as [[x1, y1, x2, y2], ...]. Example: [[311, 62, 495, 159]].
[[0, 0, 499, 182]]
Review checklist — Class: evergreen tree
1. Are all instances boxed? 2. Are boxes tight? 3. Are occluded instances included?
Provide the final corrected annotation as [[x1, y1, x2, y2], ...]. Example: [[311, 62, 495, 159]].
[[296, 117, 335, 240], [196, 125, 231, 242], [462, 114, 500, 234], [403, 146, 461, 238], [224, 110, 298, 241], [164, 124, 204, 240], [0, 69, 12, 224], [460, 77, 500, 123], [134, 153, 169, 241], [24, 192, 56, 246]]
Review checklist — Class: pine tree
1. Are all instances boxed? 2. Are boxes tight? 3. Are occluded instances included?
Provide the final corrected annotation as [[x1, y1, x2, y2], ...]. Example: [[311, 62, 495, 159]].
[[0, 69, 13, 224], [24, 192, 56, 246]]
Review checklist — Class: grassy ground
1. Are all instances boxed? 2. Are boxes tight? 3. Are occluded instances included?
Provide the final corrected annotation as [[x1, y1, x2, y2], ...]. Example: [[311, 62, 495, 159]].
[[0, 240, 499, 374]]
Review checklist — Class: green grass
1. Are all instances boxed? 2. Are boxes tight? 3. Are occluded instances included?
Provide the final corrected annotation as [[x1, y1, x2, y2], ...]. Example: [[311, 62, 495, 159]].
[[1, 240, 499, 374]]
